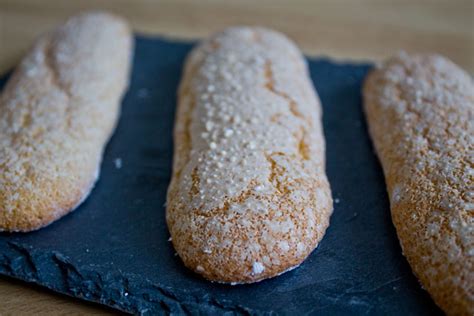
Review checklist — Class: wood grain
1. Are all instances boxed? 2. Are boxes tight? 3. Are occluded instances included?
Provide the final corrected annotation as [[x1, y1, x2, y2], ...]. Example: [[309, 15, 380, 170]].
[[0, 0, 472, 313], [0, 276, 117, 315]]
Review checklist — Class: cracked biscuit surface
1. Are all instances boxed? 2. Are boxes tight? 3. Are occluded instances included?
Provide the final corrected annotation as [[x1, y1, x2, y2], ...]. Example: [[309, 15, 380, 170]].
[[166, 27, 333, 283], [363, 52, 473, 315], [0, 12, 132, 232]]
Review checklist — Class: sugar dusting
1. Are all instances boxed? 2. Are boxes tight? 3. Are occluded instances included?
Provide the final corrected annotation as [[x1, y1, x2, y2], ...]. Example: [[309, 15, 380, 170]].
[[252, 261, 265, 275]]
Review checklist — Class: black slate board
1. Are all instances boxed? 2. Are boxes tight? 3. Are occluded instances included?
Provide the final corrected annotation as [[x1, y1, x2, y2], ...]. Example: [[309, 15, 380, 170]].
[[0, 36, 442, 315]]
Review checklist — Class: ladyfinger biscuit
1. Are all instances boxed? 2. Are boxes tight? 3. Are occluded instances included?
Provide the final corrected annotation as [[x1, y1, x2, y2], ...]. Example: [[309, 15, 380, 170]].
[[0, 12, 132, 232], [166, 27, 333, 283], [363, 53, 473, 315]]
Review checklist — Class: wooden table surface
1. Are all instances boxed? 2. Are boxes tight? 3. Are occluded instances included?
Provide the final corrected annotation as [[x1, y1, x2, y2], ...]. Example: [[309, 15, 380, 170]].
[[0, 0, 473, 314]]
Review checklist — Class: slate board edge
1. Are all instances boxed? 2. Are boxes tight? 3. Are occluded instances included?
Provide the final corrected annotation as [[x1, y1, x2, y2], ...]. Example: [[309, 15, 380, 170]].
[[0, 240, 273, 315]]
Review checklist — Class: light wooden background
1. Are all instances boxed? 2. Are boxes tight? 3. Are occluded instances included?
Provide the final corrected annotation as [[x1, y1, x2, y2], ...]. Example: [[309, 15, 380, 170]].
[[0, 0, 473, 314]]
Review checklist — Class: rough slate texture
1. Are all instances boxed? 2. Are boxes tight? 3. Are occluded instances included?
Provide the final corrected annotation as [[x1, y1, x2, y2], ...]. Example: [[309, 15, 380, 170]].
[[0, 36, 442, 315]]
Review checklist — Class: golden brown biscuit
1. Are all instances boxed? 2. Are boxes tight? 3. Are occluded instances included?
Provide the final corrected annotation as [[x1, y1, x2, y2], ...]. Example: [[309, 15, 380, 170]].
[[0, 12, 133, 232], [363, 52, 473, 315], [166, 27, 333, 283]]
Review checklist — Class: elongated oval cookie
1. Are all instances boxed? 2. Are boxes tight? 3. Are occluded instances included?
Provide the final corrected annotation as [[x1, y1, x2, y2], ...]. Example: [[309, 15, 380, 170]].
[[166, 27, 333, 283], [363, 53, 473, 315], [0, 12, 133, 231]]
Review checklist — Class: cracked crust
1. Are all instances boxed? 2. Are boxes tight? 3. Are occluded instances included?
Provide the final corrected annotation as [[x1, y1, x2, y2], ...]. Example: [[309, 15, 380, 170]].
[[166, 27, 333, 283], [0, 12, 132, 232], [363, 52, 473, 315]]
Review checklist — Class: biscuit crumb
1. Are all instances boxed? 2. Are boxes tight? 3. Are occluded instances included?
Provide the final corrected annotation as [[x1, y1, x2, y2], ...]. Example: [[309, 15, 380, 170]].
[[114, 158, 122, 169], [137, 88, 149, 99]]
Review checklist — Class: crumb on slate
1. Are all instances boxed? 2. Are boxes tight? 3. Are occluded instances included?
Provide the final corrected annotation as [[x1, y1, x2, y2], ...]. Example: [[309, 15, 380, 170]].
[[114, 157, 122, 169]]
